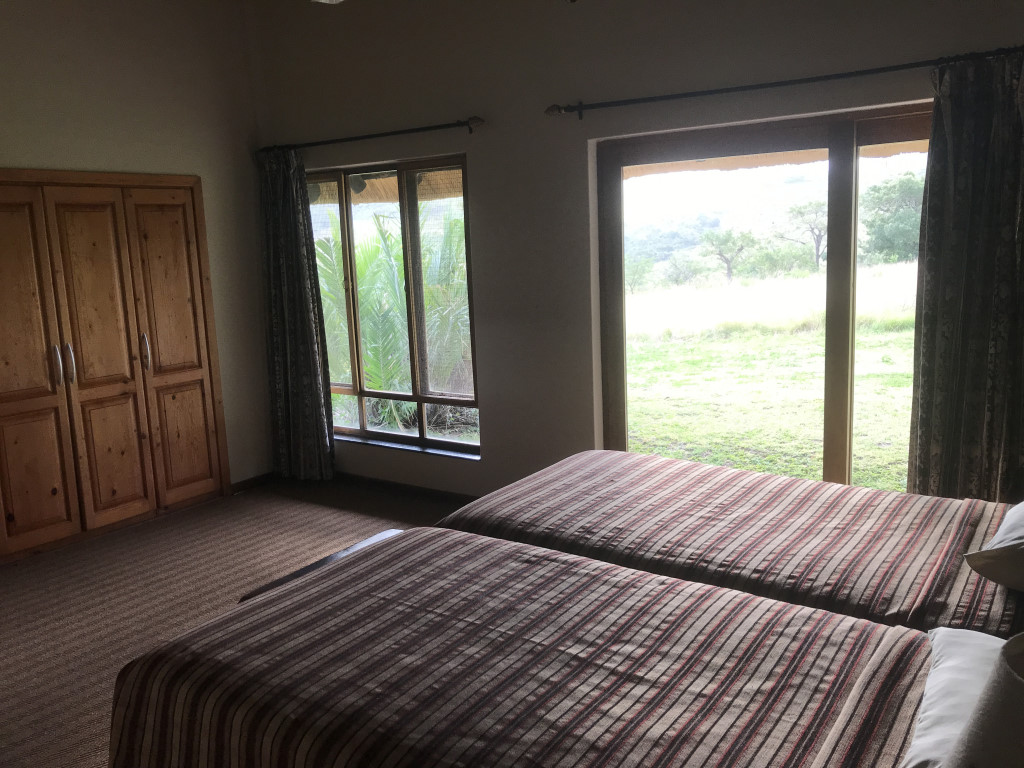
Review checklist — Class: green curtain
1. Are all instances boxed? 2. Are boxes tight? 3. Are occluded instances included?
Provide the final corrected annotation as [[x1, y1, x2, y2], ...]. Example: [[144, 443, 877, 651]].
[[258, 148, 335, 479], [909, 52, 1024, 502]]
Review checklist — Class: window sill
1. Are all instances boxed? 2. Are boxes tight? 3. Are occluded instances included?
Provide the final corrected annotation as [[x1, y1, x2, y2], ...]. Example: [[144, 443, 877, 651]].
[[333, 433, 481, 461]]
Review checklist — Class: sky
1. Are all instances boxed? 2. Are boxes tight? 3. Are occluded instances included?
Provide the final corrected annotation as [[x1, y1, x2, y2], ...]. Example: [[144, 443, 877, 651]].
[[623, 150, 928, 239]]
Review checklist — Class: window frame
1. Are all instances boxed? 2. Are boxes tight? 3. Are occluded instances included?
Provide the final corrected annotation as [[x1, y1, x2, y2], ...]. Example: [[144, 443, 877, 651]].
[[307, 154, 480, 454], [596, 104, 932, 484]]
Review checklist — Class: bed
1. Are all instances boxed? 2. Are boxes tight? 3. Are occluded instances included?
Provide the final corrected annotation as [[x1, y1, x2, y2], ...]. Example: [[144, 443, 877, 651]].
[[110, 527, 930, 768], [438, 450, 1020, 636]]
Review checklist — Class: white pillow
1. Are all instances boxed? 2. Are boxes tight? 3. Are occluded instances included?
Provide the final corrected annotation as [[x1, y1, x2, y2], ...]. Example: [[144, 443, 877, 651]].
[[945, 632, 1024, 768], [965, 501, 1024, 592], [899, 628, 1004, 768]]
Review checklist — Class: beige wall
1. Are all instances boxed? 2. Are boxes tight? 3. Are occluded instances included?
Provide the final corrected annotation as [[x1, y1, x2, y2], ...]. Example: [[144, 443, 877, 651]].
[[0, 0, 270, 482], [245, 0, 1023, 495], [6, 1, 1018, 496]]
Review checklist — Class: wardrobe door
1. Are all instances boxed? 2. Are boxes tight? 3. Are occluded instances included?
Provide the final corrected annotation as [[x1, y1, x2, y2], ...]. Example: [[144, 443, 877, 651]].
[[44, 186, 157, 529], [0, 187, 82, 552], [124, 188, 222, 506]]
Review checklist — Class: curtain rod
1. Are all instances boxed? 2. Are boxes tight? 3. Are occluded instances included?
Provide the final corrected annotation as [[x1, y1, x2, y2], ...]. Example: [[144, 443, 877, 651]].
[[545, 43, 1024, 120], [260, 116, 485, 153]]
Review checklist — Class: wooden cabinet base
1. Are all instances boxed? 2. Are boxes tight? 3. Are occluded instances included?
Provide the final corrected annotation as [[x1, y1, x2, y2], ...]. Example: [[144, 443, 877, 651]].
[[0, 169, 229, 555]]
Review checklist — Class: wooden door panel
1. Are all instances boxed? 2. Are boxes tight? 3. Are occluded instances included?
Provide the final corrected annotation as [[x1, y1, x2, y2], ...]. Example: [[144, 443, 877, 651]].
[[0, 186, 81, 554], [0, 409, 78, 542], [155, 381, 217, 496], [45, 186, 155, 528], [129, 198, 201, 372], [0, 201, 54, 400], [80, 394, 149, 519], [50, 203, 134, 387], [125, 187, 222, 507]]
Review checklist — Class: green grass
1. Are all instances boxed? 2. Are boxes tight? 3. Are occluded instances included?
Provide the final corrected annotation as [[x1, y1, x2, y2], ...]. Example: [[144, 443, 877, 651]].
[[626, 319, 915, 492]]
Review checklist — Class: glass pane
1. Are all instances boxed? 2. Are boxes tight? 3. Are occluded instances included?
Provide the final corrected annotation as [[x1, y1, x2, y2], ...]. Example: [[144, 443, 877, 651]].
[[308, 180, 352, 386], [365, 396, 418, 436], [415, 168, 475, 397], [623, 148, 829, 480], [349, 171, 413, 394], [425, 403, 479, 445], [331, 392, 359, 430], [852, 140, 928, 491]]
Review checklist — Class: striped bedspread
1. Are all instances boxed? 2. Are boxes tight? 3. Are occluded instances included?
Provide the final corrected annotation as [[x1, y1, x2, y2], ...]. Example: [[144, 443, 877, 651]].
[[439, 451, 1019, 636], [110, 528, 929, 768]]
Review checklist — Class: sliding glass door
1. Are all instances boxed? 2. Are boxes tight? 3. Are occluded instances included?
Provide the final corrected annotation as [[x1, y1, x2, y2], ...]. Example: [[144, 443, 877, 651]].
[[852, 138, 928, 490], [622, 149, 829, 479], [598, 106, 931, 489]]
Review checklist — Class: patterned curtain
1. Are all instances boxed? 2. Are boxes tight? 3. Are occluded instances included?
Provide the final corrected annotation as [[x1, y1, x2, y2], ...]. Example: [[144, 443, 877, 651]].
[[258, 148, 335, 480], [909, 52, 1024, 502]]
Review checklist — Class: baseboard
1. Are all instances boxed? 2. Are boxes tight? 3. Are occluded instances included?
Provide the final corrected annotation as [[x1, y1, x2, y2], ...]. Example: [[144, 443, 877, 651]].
[[0, 510, 157, 564], [232, 470, 476, 507], [231, 473, 274, 495], [336, 472, 477, 507]]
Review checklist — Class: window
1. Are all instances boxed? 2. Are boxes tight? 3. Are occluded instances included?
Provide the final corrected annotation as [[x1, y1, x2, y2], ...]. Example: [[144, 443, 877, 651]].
[[598, 106, 931, 488], [307, 157, 479, 452]]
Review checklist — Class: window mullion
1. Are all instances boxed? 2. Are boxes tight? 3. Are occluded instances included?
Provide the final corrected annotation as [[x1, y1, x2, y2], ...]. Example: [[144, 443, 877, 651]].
[[398, 171, 429, 442], [401, 171, 430, 395], [340, 171, 369, 432], [459, 158, 480, 410], [823, 121, 858, 484]]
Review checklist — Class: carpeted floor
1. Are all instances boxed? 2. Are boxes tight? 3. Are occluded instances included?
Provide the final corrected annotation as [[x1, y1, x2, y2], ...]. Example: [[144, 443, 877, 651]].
[[0, 478, 465, 768]]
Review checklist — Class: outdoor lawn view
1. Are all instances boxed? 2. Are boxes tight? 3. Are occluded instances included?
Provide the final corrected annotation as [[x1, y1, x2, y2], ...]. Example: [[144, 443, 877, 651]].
[[623, 144, 927, 492]]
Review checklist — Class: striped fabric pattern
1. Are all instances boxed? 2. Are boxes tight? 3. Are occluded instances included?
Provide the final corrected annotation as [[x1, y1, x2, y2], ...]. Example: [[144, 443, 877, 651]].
[[110, 528, 929, 768], [439, 451, 1018, 636]]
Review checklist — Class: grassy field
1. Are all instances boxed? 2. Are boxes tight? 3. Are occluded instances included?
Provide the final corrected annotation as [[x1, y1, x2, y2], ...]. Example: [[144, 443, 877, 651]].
[[626, 264, 916, 492]]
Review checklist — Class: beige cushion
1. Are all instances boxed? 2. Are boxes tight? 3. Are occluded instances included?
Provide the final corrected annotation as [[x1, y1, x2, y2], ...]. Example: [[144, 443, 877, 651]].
[[945, 632, 1024, 768], [964, 501, 1024, 592]]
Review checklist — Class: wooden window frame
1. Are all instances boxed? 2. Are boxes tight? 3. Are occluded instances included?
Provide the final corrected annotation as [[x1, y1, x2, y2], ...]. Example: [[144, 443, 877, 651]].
[[597, 104, 932, 483], [307, 155, 480, 453]]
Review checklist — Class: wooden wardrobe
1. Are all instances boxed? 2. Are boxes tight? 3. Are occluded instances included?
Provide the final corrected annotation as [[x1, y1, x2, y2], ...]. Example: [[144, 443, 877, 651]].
[[0, 170, 229, 555]]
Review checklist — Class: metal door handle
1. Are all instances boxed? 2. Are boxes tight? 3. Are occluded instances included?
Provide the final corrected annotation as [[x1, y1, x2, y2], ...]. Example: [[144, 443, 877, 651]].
[[63, 343, 77, 384], [52, 345, 64, 387], [141, 333, 151, 371]]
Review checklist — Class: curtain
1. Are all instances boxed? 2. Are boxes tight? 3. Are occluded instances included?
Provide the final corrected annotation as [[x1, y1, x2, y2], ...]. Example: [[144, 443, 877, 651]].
[[258, 148, 335, 480], [909, 52, 1024, 502]]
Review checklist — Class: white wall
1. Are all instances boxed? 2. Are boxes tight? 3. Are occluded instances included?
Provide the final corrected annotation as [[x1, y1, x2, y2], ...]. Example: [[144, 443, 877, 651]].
[[0, 0, 271, 482], [245, 0, 1023, 496]]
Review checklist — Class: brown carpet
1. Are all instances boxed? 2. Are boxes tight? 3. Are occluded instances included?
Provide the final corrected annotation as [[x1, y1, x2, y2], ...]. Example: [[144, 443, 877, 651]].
[[0, 478, 465, 768]]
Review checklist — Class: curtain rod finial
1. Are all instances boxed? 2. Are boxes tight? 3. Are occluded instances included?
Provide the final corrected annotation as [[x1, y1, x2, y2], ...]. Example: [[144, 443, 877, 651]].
[[465, 116, 485, 133], [545, 104, 567, 117]]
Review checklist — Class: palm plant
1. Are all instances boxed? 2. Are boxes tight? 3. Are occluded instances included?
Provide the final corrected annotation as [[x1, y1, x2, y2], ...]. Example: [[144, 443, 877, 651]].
[[418, 205, 477, 438], [315, 201, 476, 438], [314, 212, 351, 385], [352, 212, 418, 431], [352, 213, 411, 392], [420, 208, 473, 394]]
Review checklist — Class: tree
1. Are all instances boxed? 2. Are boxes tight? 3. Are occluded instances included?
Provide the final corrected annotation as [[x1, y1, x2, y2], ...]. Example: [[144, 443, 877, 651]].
[[700, 229, 758, 283], [623, 216, 720, 274], [624, 251, 654, 293], [664, 248, 714, 285], [782, 201, 827, 270], [735, 240, 815, 280], [859, 172, 925, 264]]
